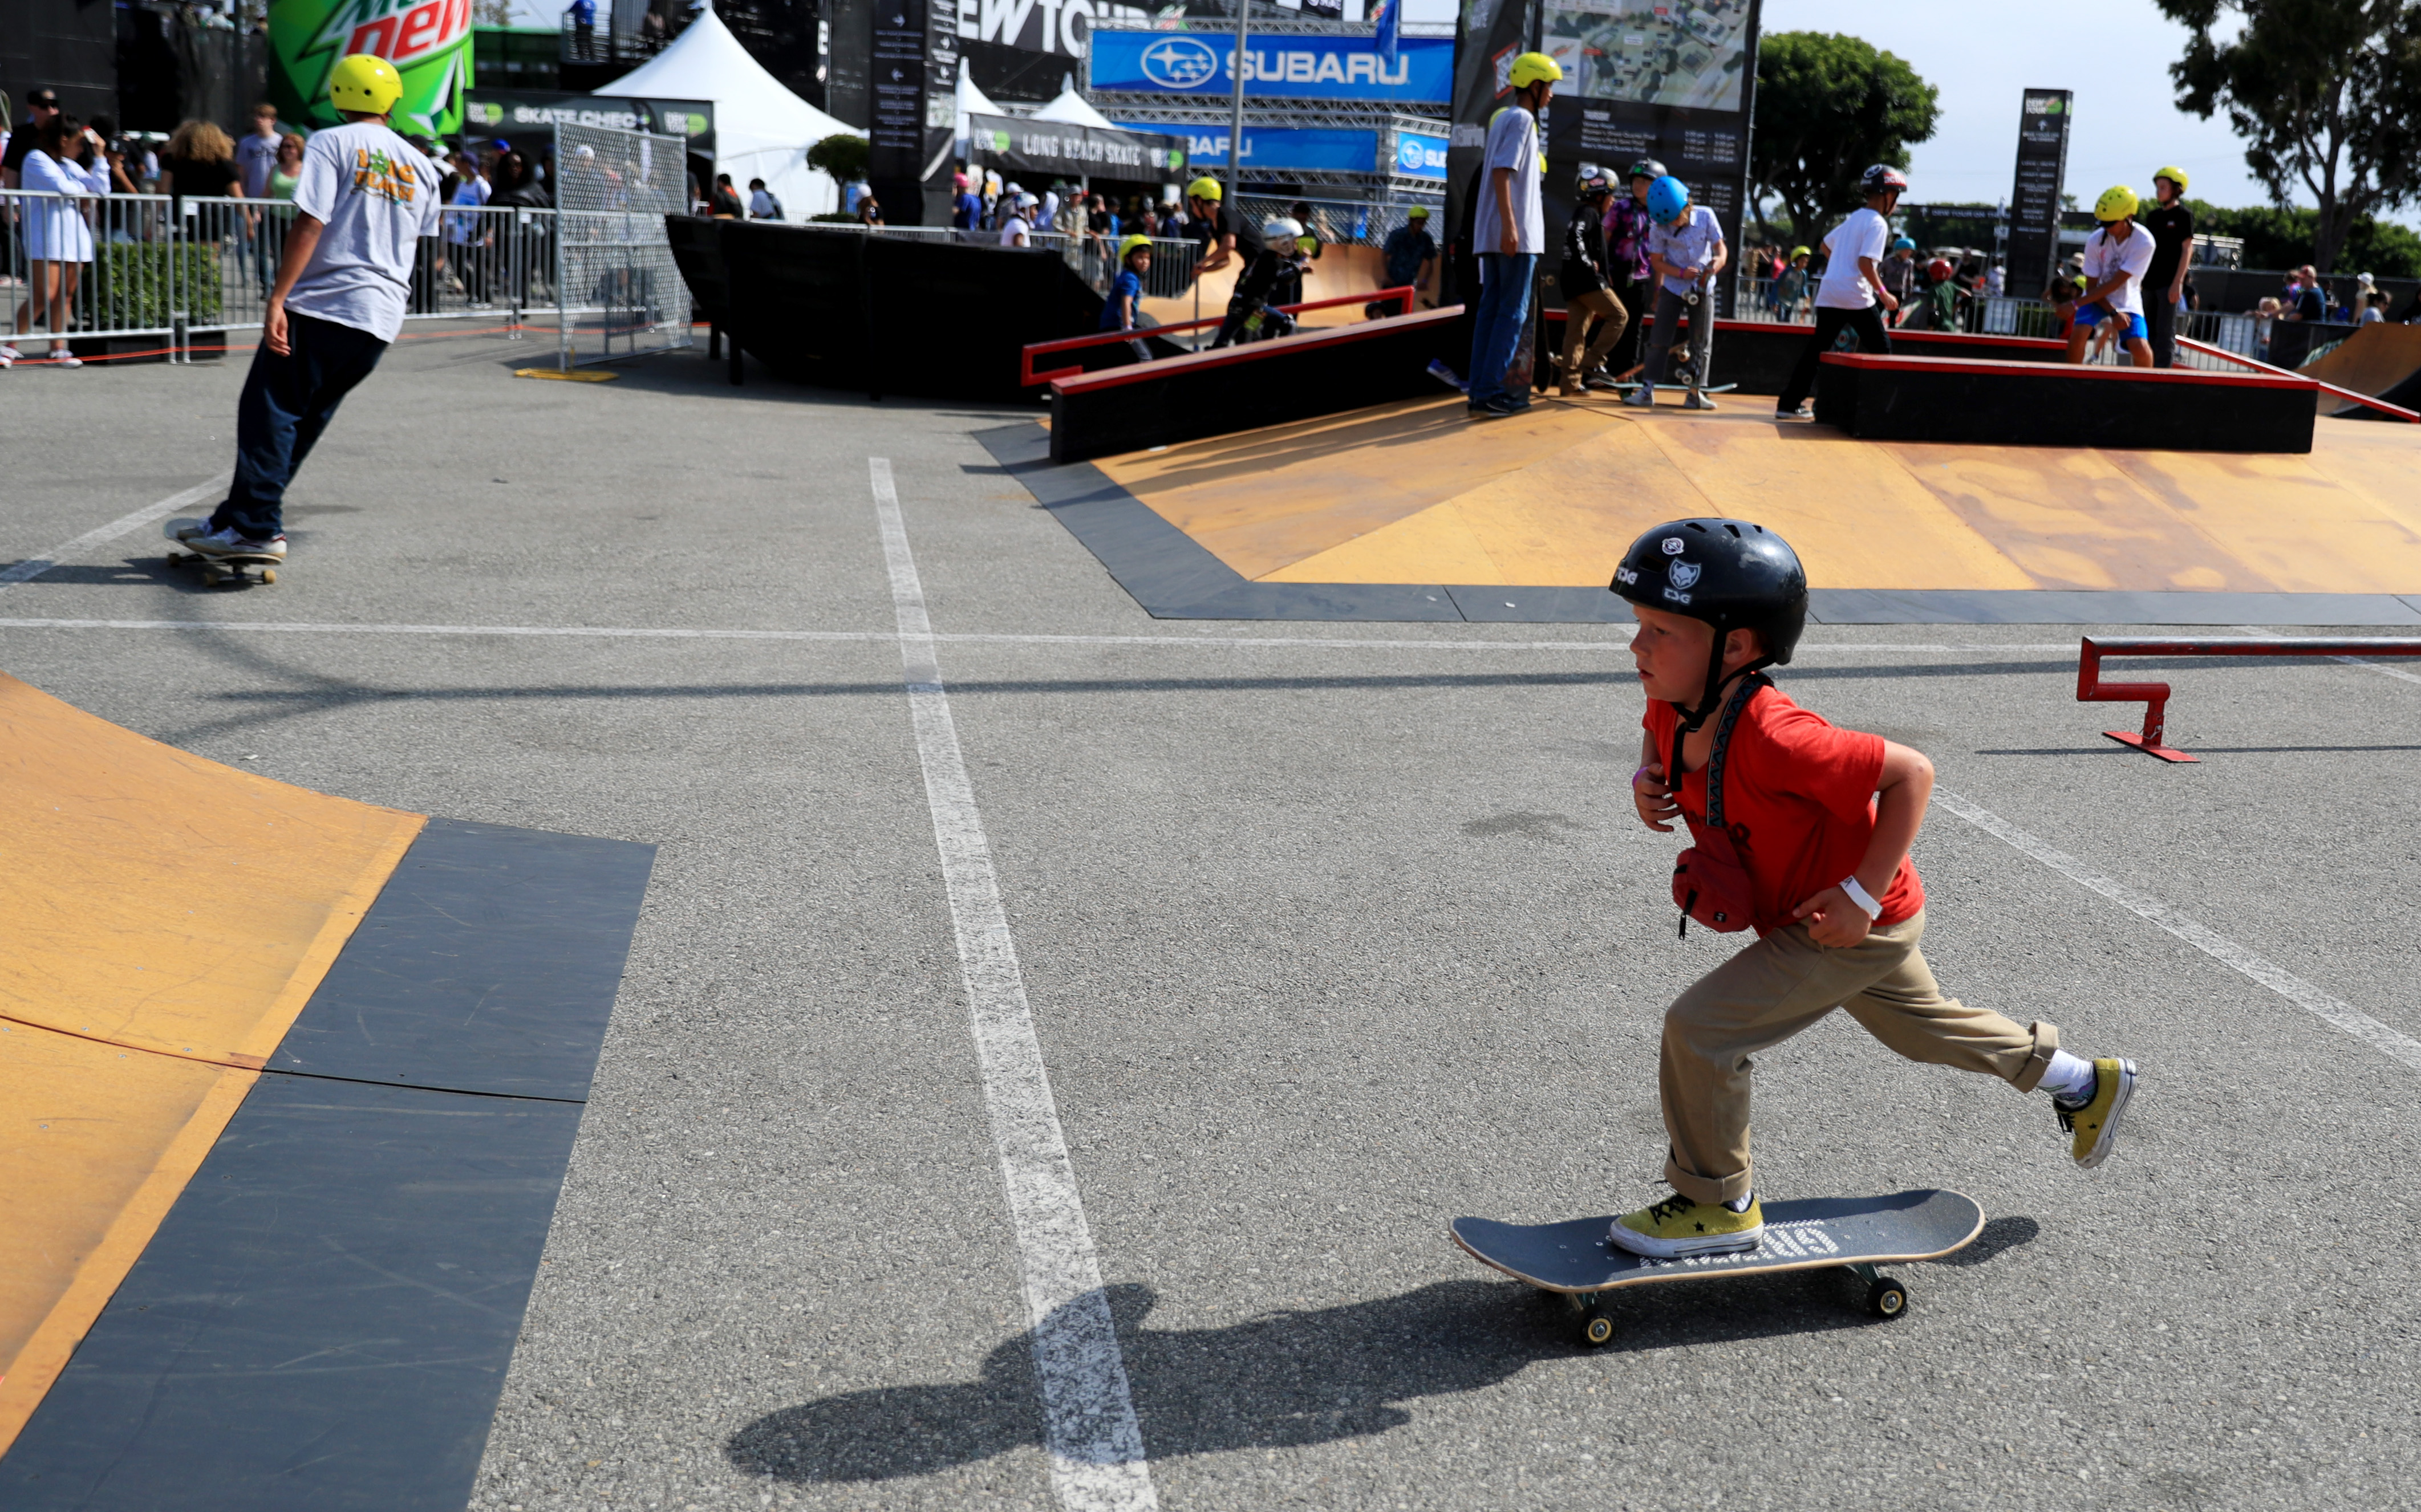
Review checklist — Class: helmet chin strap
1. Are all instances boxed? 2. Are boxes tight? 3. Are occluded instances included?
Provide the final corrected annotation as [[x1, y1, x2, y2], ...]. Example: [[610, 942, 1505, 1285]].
[[1671, 625, 1772, 734]]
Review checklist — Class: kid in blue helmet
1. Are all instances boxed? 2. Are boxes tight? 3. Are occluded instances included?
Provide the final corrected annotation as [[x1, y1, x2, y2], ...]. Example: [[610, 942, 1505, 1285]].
[[1891, 235, 1916, 253], [1645, 175, 1690, 226]]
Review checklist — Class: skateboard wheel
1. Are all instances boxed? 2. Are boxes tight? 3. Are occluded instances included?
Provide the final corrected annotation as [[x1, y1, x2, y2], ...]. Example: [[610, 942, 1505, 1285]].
[[1580, 1310, 1614, 1347], [261, 567, 277, 584], [1867, 1277, 1908, 1319]]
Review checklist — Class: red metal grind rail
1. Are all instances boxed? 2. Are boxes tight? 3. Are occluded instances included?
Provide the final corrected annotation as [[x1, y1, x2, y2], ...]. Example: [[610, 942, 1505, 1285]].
[[2079, 636, 2421, 761], [1019, 286, 1418, 387]]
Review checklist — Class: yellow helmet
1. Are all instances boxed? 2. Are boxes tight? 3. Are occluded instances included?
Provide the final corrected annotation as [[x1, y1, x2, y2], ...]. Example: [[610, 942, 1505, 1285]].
[[1508, 51, 1563, 91], [2094, 184, 2139, 222], [327, 53, 404, 115], [2152, 164, 2189, 193], [1116, 233, 1153, 262], [1185, 174, 1223, 203]]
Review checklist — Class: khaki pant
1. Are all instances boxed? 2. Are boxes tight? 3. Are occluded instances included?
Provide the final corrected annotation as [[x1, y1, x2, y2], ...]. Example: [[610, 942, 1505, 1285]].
[[1659, 909, 2058, 1204], [1558, 286, 1628, 392]]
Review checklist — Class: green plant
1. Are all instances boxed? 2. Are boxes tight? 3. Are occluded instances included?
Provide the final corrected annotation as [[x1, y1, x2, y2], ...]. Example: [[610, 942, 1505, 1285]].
[[2183, 198, 2421, 277], [90, 240, 225, 329], [1751, 32, 1940, 245], [805, 133, 870, 183]]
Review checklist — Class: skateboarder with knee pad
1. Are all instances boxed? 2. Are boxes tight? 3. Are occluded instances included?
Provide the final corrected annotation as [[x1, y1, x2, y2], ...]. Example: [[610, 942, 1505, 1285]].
[[1775, 164, 1905, 420], [1624, 175, 1724, 410], [167, 54, 440, 574], [1552, 166, 1627, 396], [1604, 519, 2138, 1259]]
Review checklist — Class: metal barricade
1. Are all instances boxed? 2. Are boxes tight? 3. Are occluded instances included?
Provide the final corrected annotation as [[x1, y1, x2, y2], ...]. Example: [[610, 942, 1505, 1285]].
[[2, 190, 183, 357], [554, 123, 693, 369]]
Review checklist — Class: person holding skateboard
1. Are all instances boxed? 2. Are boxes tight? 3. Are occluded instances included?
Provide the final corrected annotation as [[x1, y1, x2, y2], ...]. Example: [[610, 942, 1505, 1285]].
[[1774, 164, 1906, 420], [1623, 174, 1725, 410], [1604, 518, 2139, 1258], [2066, 187, 2156, 368], [169, 54, 440, 569], [1466, 51, 1560, 419], [1551, 166, 1627, 396]]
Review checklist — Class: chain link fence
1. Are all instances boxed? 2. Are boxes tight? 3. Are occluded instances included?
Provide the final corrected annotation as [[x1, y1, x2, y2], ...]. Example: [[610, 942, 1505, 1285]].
[[554, 123, 694, 369]]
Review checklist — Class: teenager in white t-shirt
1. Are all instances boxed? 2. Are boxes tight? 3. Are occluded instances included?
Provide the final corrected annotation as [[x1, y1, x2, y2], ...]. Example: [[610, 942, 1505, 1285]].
[[1776, 164, 1907, 419], [171, 55, 441, 562], [2067, 186, 2155, 368]]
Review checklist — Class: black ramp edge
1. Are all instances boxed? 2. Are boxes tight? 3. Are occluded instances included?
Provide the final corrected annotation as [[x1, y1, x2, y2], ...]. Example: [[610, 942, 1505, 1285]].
[[269, 816, 657, 1100], [0, 1075, 585, 1512]]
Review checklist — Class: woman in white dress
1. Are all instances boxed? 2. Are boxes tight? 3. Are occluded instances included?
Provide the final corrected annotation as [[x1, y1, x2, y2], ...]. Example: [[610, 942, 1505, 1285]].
[[6, 113, 111, 369]]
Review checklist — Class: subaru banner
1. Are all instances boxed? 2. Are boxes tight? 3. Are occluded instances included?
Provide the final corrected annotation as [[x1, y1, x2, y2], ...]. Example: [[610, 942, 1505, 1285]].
[[1115, 123, 1376, 174], [1089, 30, 1453, 103], [1392, 129, 1448, 179]]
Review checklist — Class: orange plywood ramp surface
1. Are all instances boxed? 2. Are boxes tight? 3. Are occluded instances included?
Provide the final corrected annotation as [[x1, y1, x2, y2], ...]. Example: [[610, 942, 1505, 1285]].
[[2301, 322, 2421, 400], [0, 671, 423, 1450], [1095, 396, 2421, 593]]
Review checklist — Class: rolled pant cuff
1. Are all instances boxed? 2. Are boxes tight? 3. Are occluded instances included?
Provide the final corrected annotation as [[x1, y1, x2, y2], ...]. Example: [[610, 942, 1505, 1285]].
[[1663, 1152, 1752, 1206], [2010, 1018, 2061, 1094]]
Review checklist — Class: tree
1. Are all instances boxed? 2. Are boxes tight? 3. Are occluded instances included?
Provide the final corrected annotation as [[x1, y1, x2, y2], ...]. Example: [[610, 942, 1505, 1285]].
[[2185, 198, 2421, 276], [2156, 0, 2421, 273], [1750, 33, 1940, 247], [805, 133, 870, 185]]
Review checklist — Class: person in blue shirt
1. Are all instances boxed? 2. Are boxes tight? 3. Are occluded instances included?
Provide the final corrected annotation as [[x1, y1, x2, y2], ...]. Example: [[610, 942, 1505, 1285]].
[[952, 172, 982, 231], [1101, 233, 1154, 360], [566, 0, 596, 59]]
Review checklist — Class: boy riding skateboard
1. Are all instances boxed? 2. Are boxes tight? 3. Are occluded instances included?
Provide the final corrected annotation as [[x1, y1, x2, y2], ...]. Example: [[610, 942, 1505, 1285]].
[[1606, 519, 2138, 1259], [169, 54, 440, 568]]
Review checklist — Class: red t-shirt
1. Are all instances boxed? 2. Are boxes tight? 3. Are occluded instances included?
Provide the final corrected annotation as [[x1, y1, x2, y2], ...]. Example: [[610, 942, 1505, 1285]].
[[1643, 685, 1924, 935]]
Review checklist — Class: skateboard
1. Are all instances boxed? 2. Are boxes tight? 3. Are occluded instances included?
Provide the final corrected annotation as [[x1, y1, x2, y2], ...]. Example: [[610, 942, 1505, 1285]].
[[1452, 1188, 1984, 1346], [163, 518, 279, 587]]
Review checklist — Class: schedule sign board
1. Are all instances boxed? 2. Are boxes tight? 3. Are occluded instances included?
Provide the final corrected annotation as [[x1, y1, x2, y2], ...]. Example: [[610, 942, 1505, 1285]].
[[2007, 89, 2072, 299], [869, 0, 959, 224]]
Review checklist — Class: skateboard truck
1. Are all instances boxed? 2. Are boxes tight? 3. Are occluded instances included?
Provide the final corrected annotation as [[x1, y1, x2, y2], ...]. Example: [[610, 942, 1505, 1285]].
[[1560, 1257, 1909, 1345]]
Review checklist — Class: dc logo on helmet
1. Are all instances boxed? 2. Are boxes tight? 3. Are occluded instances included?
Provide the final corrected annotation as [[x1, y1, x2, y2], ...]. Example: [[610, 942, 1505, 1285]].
[[1669, 560, 1702, 589]]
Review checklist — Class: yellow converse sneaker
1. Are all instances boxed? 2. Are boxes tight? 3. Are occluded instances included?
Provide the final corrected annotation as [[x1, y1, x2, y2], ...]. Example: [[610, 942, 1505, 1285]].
[[2057, 1057, 2138, 1169], [1608, 1191, 1764, 1259]]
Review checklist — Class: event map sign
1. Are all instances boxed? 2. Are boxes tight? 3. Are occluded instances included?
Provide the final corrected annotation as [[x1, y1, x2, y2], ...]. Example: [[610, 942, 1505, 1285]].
[[2006, 89, 2073, 300], [1542, 0, 1761, 315], [1089, 30, 1453, 104], [267, 0, 473, 135]]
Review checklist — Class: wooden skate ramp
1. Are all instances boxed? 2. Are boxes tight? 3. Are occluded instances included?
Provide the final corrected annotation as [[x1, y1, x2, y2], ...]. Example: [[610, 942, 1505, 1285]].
[[0, 670, 423, 1452], [985, 393, 2421, 622], [2300, 322, 2421, 414]]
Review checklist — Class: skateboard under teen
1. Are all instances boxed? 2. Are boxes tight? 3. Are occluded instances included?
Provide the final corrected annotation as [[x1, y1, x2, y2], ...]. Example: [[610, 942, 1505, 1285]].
[[1453, 1188, 1984, 1346], [163, 518, 279, 587]]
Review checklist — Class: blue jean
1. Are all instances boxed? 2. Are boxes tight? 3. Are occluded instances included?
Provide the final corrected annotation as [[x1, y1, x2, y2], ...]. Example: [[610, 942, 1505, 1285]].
[[212, 312, 388, 541], [1466, 251, 1537, 405]]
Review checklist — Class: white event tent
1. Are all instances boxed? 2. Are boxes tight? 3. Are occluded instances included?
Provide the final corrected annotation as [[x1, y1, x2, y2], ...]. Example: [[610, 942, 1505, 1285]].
[[595, 5, 854, 221], [1028, 87, 1120, 131]]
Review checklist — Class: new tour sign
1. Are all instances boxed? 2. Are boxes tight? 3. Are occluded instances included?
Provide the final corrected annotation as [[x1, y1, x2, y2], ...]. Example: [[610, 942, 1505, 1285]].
[[1088, 30, 1453, 104], [267, 0, 473, 135]]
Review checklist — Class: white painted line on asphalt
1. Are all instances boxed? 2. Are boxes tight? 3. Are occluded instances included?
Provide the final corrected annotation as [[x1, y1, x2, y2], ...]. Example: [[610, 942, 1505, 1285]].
[[0, 476, 230, 593], [870, 457, 1158, 1512], [1934, 786, 2421, 1072]]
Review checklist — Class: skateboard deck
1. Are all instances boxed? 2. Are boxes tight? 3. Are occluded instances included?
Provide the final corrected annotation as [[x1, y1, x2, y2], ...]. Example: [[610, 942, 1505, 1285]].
[[1453, 1188, 1983, 1345], [164, 518, 279, 587]]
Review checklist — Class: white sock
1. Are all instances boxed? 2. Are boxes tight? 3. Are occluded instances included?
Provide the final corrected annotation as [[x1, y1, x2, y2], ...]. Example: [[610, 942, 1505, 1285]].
[[1723, 1191, 1754, 1213], [2041, 1049, 2098, 1103]]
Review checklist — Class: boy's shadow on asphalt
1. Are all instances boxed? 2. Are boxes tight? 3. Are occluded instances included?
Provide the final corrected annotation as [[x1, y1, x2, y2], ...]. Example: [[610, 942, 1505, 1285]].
[[729, 1217, 2039, 1485]]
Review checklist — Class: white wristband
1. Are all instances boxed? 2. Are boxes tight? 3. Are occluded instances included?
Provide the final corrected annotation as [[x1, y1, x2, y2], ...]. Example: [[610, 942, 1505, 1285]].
[[1839, 875, 1884, 920]]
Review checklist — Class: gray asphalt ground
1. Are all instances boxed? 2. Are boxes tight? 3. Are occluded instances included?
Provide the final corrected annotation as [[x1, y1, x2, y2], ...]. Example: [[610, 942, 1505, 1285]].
[[5, 327, 2418, 1512]]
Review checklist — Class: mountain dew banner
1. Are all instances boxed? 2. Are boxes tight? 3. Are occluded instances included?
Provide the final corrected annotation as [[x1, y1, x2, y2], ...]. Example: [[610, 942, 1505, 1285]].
[[267, 0, 473, 136]]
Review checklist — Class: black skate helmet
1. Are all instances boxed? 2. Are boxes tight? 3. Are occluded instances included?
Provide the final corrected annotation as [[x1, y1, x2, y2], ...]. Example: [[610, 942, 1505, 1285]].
[[1627, 157, 1668, 182], [1610, 518, 1809, 731]]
